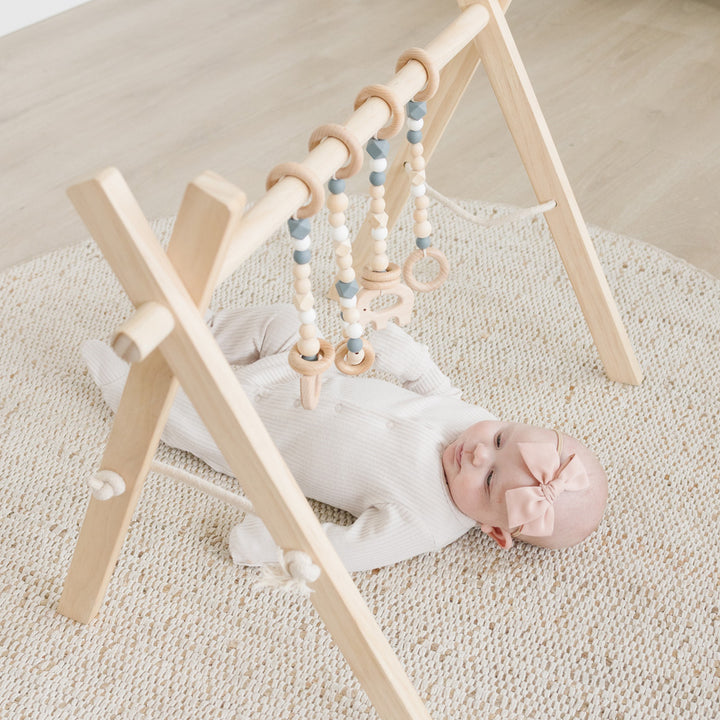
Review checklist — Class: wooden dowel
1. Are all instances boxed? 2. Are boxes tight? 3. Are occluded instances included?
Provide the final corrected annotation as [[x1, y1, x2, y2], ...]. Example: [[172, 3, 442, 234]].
[[217, 3, 490, 285], [112, 301, 175, 362]]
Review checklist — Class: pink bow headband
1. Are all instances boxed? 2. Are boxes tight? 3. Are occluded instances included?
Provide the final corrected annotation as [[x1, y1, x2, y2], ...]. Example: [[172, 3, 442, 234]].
[[504, 430, 589, 538]]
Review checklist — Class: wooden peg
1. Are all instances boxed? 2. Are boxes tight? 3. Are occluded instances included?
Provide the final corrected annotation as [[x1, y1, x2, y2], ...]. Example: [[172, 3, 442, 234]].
[[111, 301, 175, 363]]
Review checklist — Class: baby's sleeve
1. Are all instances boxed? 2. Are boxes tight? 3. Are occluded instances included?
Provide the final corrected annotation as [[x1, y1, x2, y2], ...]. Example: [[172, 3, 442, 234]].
[[229, 503, 437, 573], [370, 323, 462, 399], [209, 304, 298, 365]]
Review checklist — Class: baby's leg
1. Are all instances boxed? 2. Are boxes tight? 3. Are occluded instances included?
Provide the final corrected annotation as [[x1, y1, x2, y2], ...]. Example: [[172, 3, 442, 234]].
[[209, 304, 298, 365]]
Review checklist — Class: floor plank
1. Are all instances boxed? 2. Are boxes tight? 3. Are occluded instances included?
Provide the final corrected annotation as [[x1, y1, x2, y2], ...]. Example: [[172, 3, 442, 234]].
[[1, 0, 718, 276]]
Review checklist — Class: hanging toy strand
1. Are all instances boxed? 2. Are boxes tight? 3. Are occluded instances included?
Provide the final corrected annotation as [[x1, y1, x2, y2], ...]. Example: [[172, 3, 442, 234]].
[[266, 162, 334, 410], [308, 124, 375, 375], [393, 48, 450, 293], [401, 100, 450, 292], [352, 84, 414, 330]]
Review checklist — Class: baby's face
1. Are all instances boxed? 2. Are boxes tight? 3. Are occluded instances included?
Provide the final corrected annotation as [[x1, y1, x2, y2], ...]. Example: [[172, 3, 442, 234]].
[[442, 420, 555, 530]]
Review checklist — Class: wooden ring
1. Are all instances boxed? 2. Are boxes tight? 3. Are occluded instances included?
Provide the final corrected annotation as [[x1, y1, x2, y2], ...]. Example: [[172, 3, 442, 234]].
[[266, 162, 325, 219], [402, 247, 450, 292], [361, 262, 402, 290], [334, 338, 375, 375], [288, 338, 335, 376], [308, 124, 364, 180], [395, 47, 440, 102], [353, 84, 405, 140]]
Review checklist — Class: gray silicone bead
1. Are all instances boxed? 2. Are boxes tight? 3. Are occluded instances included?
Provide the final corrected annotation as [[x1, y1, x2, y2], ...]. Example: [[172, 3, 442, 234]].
[[416, 236, 432, 249], [288, 217, 312, 239], [369, 171, 386, 186], [366, 137, 390, 159], [293, 249, 312, 264], [347, 337, 363, 353], [336, 279, 360, 298], [407, 100, 428, 120], [407, 130, 423, 144], [328, 178, 346, 194]]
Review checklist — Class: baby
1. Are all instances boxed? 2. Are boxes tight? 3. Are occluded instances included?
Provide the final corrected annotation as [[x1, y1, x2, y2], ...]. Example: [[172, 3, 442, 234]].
[[83, 304, 608, 572]]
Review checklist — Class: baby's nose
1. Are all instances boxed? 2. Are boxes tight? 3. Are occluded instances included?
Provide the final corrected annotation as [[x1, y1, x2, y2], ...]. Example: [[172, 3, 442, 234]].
[[471, 444, 490, 466]]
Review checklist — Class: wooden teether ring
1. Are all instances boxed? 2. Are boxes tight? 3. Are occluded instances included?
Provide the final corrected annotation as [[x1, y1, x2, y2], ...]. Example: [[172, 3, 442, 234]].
[[308, 124, 364, 180], [402, 247, 450, 292], [395, 47, 440, 102], [266, 162, 325, 220], [353, 84, 405, 140], [334, 338, 375, 375], [288, 338, 335, 409], [360, 262, 402, 291]]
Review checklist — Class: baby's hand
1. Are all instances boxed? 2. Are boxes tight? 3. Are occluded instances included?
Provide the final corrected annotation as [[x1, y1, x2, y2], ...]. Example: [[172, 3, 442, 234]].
[[228, 515, 278, 566]]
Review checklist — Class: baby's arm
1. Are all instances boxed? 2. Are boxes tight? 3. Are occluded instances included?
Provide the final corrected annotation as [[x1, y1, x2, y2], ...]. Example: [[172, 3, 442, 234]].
[[209, 304, 298, 364], [229, 504, 437, 573], [370, 323, 461, 398]]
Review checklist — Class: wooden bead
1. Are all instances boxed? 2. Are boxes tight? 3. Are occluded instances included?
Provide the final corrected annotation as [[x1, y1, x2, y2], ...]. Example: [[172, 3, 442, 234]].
[[337, 254, 353, 270], [294, 277, 312, 295], [413, 208, 428, 224], [335, 243, 351, 257], [410, 142, 424, 157], [329, 212, 346, 228], [294, 293, 315, 311], [299, 323, 317, 340], [414, 195, 430, 210], [326, 192, 348, 213], [338, 267, 355, 283], [370, 212, 389, 228], [411, 170, 426, 185], [369, 184, 385, 199], [343, 307, 360, 324], [370, 198, 385, 214], [371, 254, 389, 271], [298, 338, 320, 357], [293, 263, 311, 279], [411, 155, 426, 171], [414, 221, 432, 238], [373, 240, 387, 254]]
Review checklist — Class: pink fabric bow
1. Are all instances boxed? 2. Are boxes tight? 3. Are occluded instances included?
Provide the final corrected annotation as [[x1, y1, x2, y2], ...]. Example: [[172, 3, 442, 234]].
[[504, 442, 589, 538]]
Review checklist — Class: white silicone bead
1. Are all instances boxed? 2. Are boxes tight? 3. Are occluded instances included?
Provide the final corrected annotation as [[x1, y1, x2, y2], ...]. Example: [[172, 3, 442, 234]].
[[370, 157, 388, 172], [293, 237, 311, 251], [410, 183, 426, 197], [346, 322, 363, 338], [339, 296, 357, 308], [331, 225, 350, 243], [408, 118, 424, 131], [371, 227, 388, 241], [298, 309, 316, 324]]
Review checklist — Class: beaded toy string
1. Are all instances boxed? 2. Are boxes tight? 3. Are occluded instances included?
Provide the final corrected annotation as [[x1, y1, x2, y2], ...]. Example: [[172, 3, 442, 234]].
[[266, 162, 334, 410], [308, 123, 375, 375]]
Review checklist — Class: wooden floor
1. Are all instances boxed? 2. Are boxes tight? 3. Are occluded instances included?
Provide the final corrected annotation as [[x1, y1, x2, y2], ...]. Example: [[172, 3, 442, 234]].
[[1, 0, 719, 276]]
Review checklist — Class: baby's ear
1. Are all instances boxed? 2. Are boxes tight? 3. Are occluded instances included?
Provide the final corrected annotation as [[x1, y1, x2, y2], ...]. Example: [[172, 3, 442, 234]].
[[480, 524, 514, 549]]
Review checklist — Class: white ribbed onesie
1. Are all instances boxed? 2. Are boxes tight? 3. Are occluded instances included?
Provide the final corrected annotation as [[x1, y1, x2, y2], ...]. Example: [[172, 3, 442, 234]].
[[83, 305, 496, 572]]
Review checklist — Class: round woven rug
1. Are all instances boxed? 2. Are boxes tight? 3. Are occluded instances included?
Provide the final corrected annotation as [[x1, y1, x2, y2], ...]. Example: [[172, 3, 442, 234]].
[[1, 195, 718, 719]]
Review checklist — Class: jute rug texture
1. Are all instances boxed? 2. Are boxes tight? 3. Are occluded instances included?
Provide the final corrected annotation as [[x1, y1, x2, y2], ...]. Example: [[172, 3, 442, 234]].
[[1, 196, 718, 719]]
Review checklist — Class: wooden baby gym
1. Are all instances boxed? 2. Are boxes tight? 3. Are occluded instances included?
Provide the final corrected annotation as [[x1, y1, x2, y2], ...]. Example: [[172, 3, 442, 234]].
[[58, 1, 642, 719]]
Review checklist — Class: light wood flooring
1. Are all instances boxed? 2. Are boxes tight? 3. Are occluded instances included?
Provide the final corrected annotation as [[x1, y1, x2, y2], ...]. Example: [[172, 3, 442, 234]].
[[1, 0, 719, 276]]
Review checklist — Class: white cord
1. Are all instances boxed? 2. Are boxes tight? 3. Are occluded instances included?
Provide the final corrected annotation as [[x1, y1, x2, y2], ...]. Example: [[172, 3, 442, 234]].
[[402, 162, 556, 227]]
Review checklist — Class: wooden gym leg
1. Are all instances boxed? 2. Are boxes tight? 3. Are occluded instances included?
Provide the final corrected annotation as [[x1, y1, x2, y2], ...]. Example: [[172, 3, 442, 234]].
[[470, 0, 643, 384], [57, 170, 246, 624], [64, 168, 433, 719]]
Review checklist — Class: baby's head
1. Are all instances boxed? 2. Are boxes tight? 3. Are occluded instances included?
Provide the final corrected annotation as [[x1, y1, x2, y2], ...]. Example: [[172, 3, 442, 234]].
[[442, 421, 607, 549]]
